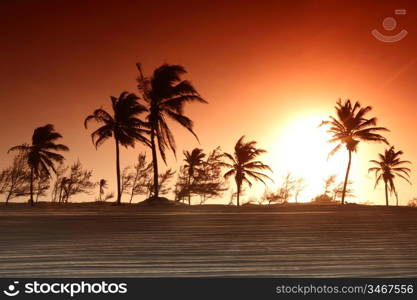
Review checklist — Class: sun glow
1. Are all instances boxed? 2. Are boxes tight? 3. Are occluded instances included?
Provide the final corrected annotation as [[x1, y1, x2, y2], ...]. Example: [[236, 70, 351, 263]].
[[266, 114, 360, 202]]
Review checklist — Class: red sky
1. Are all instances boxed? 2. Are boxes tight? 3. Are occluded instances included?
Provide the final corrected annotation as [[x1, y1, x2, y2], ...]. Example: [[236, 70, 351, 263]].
[[1, 0, 417, 204]]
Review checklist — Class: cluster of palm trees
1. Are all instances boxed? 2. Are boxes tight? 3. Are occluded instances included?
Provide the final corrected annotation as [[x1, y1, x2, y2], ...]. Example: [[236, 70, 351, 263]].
[[84, 63, 207, 205], [178, 138, 274, 206], [8, 124, 69, 206], [6, 63, 273, 207], [368, 146, 411, 206], [320, 99, 411, 206], [5, 63, 412, 207]]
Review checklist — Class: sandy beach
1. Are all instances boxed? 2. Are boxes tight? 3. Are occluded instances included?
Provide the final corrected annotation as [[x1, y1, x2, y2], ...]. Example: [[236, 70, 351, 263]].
[[0, 203, 416, 277]]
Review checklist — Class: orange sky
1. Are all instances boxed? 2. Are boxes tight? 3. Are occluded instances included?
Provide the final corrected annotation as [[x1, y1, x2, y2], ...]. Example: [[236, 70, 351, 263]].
[[1, 0, 417, 205]]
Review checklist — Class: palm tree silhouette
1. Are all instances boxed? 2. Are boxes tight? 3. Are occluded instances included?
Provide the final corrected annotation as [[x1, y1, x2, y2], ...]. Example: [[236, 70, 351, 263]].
[[84, 91, 149, 205], [97, 179, 108, 202], [320, 99, 388, 204], [8, 124, 69, 206], [222, 136, 272, 206], [183, 148, 205, 205], [136, 63, 207, 199], [368, 146, 411, 206]]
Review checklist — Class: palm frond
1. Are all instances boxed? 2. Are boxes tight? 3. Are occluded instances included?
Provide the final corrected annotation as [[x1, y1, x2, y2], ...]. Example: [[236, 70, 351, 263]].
[[242, 176, 253, 188], [8, 144, 30, 153], [165, 110, 199, 142], [223, 169, 236, 179], [222, 152, 237, 165], [321, 99, 389, 157], [327, 143, 342, 159], [84, 108, 113, 128]]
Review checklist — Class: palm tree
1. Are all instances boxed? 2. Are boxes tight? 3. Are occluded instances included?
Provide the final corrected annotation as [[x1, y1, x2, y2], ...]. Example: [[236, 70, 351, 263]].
[[84, 91, 149, 205], [8, 124, 69, 206], [136, 63, 207, 199], [320, 99, 388, 204], [183, 148, 205, 205], [368, 146, 411, 206], [222, 136, 272, 206]]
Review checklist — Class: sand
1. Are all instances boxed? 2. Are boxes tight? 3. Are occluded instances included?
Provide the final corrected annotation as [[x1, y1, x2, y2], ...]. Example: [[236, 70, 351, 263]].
[[0, 203, 417, 277]]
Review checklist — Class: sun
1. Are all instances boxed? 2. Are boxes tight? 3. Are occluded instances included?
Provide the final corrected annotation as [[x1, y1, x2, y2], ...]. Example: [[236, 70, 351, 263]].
[[265, 114, 358, 202]]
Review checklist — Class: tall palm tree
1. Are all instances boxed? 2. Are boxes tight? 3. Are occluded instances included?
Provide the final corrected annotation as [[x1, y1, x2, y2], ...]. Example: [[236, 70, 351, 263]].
[[368, 146, 411, 206], [183, 148, 205, 205], [84, 91, 149, 205], [222, 136, 272, 206], [8, 124, 69, 206], [320, 99, 388, 204], [136, 63, 207, 199]]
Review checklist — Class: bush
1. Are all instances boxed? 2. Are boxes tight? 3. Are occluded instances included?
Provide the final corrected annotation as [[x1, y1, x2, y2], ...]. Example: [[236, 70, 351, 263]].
[[311, 194, 337, 204], [408, 198, 417, 207]]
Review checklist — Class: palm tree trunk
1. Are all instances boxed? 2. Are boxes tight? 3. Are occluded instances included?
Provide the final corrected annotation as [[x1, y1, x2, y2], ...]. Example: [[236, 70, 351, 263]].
[[341, 150, 352, 205], [35, 184, 39, 203], [150, 130, 159, 199], [35, 179, 40, 203], [187, 173, 192, 205], [5, 184, 13, 205], [115, 138, 122, 205], [29, 167, 34, 206], [5, 192, 11, 206], [385, 182, 389, 206], [236, 181, 240, 207], [129, 189, 134, 204]]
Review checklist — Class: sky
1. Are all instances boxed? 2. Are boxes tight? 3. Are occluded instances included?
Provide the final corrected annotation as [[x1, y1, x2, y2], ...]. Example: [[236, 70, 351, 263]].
[[1, 0, 417, 205]]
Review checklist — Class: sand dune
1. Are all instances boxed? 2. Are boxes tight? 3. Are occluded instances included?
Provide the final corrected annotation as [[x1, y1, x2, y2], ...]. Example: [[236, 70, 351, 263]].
[[0, 203, 416, 277]]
